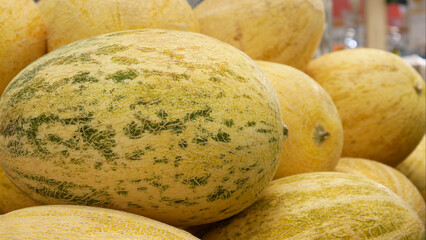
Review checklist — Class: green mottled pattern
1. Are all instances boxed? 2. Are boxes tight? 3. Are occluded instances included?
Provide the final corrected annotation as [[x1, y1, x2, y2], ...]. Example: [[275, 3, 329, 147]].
[[202, 172, 425, 240], [0, 29, 285, 227]]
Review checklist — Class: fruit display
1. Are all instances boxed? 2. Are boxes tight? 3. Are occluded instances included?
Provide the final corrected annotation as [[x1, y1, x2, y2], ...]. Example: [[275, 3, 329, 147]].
[[0, 205, 199, 239], [306, 48, 426, 167], [256, 61, 343, 178], [335, 157, 425, 224], [38, 0, 199, 51], [0, 0, 46, 95], [201, 172, 425, 239], [0, 29, 285, 227], [194, 0, 325, 70]]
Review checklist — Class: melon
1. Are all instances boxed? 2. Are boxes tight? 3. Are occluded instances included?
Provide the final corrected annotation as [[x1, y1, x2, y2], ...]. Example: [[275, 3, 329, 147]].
[[0, 0, 46, 95], [0, 166, 39, 214], [38, 0, 200, 51], [0, 29, 286, 226], [256, 61, 343, 178], [0, 205, 199, 239], [194, 0, 325, 70], [202, 172, 425, 240], [335, 157, 425, 224], [398, 135, 426, 200], [306, 48, 426, 166]]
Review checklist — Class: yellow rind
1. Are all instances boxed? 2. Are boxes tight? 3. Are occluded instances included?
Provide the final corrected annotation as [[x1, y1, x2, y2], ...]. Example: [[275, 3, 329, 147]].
[[336, 157, 425, 224], [256, 60, 343, 178], [195, 0, 324, 70], [0, 0, 46, 95], [306, 48, 426, 166], [38, 0, 200, 51], [202, 172, 425, 240], [0, 205, 199, 239]]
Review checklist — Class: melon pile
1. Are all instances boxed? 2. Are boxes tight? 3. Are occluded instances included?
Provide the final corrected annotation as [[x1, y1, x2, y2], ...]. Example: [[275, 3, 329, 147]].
[[0, 0, 425, 239]]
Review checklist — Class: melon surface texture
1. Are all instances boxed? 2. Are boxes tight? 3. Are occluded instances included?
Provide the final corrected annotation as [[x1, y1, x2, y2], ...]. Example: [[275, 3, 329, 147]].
[[0, 205, 199, 239], [306, 48, 426, 166], [336, 157, 425, 224], [202, 172, 425, 240], [0, 29, 286, 226], [0, 0, 46, 95], [398, 135, 426, 200], [256, 61, 343, 179], [38, 0, 199, 51], [194, 0, 324, 70]]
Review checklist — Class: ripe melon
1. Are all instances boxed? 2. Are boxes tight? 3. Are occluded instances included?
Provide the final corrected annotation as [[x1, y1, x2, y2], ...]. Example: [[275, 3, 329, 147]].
[[202, 172, 425, 240], [0, 29, 286, 226], [0, 0, 46, 95], [335, 157, 425, 224], [0, 166, 39, 214], [306, 48, 426, 166], [194, 0, 325, 70], [0, 205, 199, 239], [256, 61, 343, 178], [398, 135, 426, 200], [38, 0, 200, 51]]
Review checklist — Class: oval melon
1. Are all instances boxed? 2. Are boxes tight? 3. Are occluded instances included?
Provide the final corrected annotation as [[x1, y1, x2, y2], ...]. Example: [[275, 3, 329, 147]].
[[335, 157, 425, 224], [306, 48, 426, 166], [0, 205, 199, 239], [256, 61, 343, 178], [0, 0, 46, 95], [398, 135, 426, 200], [0, 166, 39, 214], [38, 0, 200, 51], [0, 29, 286, 226], [202, 172, 425, 240], [194, 0, 325, 70]]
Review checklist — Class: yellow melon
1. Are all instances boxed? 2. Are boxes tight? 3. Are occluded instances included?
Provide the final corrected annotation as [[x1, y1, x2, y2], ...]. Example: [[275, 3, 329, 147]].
[[336, 157, 425, 224], [0, 0, 46, 95], [194, 0, 324, 70], [256, 61, 343, 178], [38, 0, 200, 51], [306, 48, 426, 166]]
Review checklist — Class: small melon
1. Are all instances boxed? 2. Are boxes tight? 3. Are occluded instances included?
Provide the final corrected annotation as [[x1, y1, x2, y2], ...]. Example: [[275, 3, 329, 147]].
[[306, 48, 426, 166], [38, 0, 200, 51], [0, 0, 46, 95], [256, 61, 343, 178], [202, 172, 425, 240], [194, 0, 325, 70]]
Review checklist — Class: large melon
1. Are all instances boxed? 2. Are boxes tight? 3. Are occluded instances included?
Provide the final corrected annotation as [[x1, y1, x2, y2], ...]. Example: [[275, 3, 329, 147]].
[[202, 172, 425, 240], [335, 157, 425, 224], [0, 29, 286, 226], [0, 205, 199, 239], [306, 48, 426, 166], [398, 135, 426, 200], [0, 0, 46, 95], [256, 61, 343, 178], [0, 166, 39, 214], [194, 0, 324, 70], [38, 0, 200, 51]]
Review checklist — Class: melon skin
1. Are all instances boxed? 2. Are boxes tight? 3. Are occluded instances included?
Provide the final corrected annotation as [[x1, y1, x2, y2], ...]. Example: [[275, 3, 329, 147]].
[[194, 0, 324, 70], [0, 166, 40, 214], [0, 0, 47, 95], [38, 0, 200, 51], [306, 48, 426, 166], [0, 29, 285, 227], [256, 61, 343, 179], [202, 172, 425, 240], [397, 135, 426, 200], [336, 157, 425, 224], [0, 205, 199, 239]]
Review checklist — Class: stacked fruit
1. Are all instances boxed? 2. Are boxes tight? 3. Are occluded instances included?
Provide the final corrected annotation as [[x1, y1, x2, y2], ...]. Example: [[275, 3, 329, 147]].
[[0, 0, 424, 239]]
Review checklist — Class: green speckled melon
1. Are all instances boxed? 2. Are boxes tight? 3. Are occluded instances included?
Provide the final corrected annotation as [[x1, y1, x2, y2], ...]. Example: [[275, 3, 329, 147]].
[[0, 29, 286, 226]]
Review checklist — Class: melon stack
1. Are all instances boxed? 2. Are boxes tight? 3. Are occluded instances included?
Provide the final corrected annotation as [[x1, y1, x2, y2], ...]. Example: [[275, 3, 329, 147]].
[[0, 0, 425, 239]]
